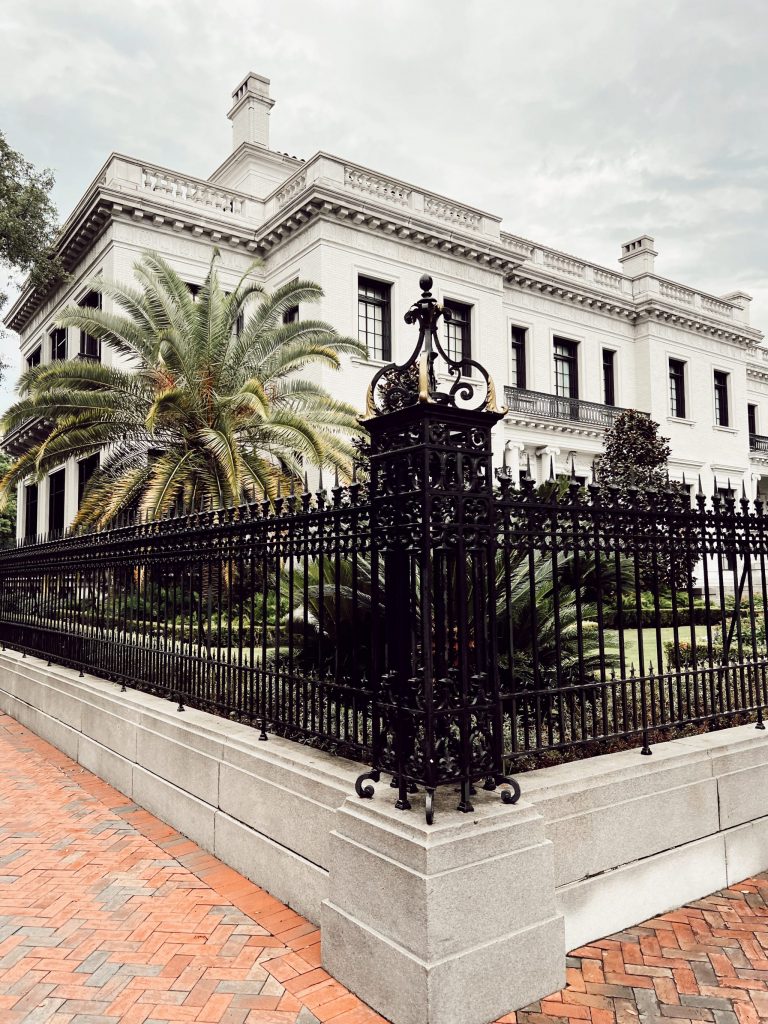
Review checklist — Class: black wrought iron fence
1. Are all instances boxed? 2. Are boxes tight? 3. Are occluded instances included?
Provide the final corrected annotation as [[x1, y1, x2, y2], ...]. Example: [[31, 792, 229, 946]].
[[0, 482, 376, 760], [495, 476, 767, 768], [1, 274, 766, 822]]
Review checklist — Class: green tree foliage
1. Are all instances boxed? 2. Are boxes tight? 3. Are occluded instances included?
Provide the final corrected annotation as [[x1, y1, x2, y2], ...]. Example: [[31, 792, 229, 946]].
[[596, 409, 671, 490], [0, 131, 64, 318], [0, 250, 366, 528], [596, 408, 692, 588], [0, 454, 17, 543]]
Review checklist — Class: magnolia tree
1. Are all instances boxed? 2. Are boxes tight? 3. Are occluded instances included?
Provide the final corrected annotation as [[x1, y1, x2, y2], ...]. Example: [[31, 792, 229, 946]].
[[596, 409, 694, 589], [596, 409, 672, 491]]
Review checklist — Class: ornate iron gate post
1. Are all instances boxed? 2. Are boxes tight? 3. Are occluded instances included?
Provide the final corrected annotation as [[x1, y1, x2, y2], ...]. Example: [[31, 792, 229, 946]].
[[355, 274, 521, 822]]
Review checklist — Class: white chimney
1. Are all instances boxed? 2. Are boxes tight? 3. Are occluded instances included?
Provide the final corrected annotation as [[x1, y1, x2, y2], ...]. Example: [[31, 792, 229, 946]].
[[619, 234, 657, 277], [721, 290, 752, 326], [227, 73, 275, 150]]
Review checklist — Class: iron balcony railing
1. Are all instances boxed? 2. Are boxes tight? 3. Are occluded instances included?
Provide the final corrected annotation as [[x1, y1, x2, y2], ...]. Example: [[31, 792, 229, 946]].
[[749, 433, 768, 452], [504, 386, 630, 428]]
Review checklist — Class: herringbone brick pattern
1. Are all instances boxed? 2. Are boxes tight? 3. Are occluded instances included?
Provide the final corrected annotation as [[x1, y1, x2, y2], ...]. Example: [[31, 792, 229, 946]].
[[499, 876, 768, 1024], [2, 711, 768, 1024], [0, 714, 386, 1024]]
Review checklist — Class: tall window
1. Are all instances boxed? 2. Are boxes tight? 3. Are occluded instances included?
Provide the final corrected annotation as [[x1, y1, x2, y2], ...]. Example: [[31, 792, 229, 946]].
[[78, 291, 101, 362], [602, 349, 616, 406], [26, 345, 41, 369], [669, 359, 686, 418], [443, 300, 472, 366], [553, 338, 578, 398], [358, 277, 391, 360], [748, 404, 757, 436], [77, 454, 99, 507], [283, 305, 299, 325], [48, 469, 66, 535], [510, 326, 526, 389], [714, 370, 729, 427], [50, 328, 67, 361], [24, 484, 38, 540]]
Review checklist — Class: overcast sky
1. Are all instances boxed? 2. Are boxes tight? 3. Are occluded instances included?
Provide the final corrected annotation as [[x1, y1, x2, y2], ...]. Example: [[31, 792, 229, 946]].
[[1, 0, 766, 408]]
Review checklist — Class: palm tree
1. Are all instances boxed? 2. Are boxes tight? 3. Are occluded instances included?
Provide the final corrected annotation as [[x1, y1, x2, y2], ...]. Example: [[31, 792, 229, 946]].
[[0, 251, 366, 528]]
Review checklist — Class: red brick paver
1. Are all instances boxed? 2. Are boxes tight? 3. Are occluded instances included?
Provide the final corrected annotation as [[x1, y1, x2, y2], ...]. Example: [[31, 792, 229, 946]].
[[0, 714, 386, 1024], [500, 877, 768, 1024], [1, 711, 768, 1024]]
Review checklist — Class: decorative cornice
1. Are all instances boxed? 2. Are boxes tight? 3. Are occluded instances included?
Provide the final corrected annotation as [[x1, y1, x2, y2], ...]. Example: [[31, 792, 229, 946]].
[[509, 269, 761, 349], [255, 182, 529, 275]]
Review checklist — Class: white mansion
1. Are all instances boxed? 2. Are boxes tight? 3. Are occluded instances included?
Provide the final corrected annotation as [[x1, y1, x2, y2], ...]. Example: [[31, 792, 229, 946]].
[[4, 72, 766, 539]]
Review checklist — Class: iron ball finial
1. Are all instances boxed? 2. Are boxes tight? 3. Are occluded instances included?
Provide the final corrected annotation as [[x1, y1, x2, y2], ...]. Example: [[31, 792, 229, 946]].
[[419, 273, 433, 295]]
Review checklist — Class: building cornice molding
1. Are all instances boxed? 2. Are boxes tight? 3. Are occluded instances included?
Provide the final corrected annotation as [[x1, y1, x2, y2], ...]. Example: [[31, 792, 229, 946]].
[[509, 268, 762, 349], [5, 152, 765, 358], [4, 184, 263, 333], [254, 182, 530, 275]]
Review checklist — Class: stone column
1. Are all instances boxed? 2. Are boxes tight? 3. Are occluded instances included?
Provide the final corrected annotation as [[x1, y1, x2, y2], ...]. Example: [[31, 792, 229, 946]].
[[322, 790, 565, 1024]]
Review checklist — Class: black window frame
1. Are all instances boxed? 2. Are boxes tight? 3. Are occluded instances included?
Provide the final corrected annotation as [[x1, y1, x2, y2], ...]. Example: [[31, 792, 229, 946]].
[[50, 327, 67, 362], [510, 325, 526, 390], [26, 345, 42, 369], [553, 337, 579, 399], [669, 358, 686, 419], [357, 276, 392, 361], [24, 483, 38, 541], [443, 299, 472, 369], [77, 453, 100, 508], [283, 305, 300, 325], [748, 404, 757, 436], [714, 370, 730, 427], [602, 349, 616, 407], [78, 290, 102, 362], [47, 468, 66, 536]]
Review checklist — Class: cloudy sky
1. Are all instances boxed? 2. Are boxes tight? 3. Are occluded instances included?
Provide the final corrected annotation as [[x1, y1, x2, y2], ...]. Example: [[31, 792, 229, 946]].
[[1, 0, 766, 406]]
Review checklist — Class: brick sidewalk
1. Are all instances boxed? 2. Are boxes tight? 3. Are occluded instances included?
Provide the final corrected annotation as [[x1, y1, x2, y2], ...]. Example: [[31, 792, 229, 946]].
[[0, 713, 767, 1024]]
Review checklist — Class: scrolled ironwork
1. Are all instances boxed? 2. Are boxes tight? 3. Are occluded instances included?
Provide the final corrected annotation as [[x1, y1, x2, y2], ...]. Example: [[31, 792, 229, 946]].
[[365, 273, 505, 418]]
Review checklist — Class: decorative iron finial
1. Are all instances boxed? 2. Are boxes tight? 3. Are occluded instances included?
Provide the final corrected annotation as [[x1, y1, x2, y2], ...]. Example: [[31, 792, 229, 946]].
[[365, 273, 505, 418]]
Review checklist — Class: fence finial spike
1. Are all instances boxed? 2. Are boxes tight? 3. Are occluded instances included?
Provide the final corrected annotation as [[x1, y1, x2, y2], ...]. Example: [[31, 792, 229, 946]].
[[682, 471, 687, 488], [318, 465, 324, 491], [697, 474, 704, 495], [304, 471, 309, 493], [570, 455, 577, 479], [525, 453, 532, 479], [742, 479, 747, 499], [352, 461, 358, 484], [548, 455, 555, 481], [334, 464, 340, 488], [591, 458, 597, 484], [713, 474, 719, 493], [727, 476, 732, 492]]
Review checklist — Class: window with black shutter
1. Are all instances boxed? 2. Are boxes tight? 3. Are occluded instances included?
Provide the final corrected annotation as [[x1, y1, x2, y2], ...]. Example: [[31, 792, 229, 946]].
[[443, 300, 472, 367], [24, 484, 38, 540], [78, 291, 102, 362], [358, 277, 391, 360], [510, 326, 526, 389], [602, 349, 615, 406], [48, 469, 66, 535]]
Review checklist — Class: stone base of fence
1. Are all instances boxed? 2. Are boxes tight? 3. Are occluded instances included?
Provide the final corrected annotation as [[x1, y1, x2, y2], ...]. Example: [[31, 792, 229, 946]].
[[322, 797, 564, 1024], [2, 649, 768, 1023]]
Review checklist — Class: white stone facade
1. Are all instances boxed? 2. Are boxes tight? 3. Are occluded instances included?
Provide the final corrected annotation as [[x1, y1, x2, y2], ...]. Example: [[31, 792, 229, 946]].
[[5, 72, 766, 537]]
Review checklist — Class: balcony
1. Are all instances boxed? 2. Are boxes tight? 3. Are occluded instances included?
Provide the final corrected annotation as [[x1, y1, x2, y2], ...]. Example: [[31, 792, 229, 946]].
[[749, 433, 768, 453], [1, 417, 50, 459], [504, 387, 629, 430]]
